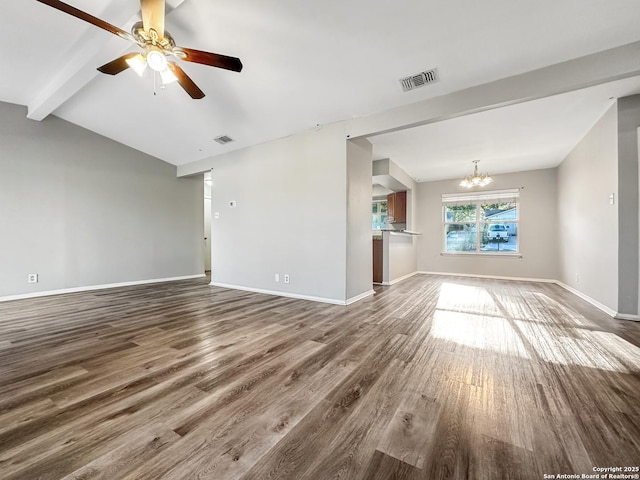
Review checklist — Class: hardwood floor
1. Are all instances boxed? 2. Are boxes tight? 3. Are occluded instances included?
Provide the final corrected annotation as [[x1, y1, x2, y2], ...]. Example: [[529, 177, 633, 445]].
[[1, 275, 639, 479]]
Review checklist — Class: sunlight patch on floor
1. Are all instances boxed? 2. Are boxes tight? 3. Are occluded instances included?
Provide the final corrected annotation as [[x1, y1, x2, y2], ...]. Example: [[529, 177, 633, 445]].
[[515, 321, 640, 373], [530, 292, 602, 328], [436, 282, 502, 317], [432, 309, 530, 359]]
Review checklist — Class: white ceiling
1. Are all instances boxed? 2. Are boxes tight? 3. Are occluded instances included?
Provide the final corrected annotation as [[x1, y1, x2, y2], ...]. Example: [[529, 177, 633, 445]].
[[2, 0, 640, 175]]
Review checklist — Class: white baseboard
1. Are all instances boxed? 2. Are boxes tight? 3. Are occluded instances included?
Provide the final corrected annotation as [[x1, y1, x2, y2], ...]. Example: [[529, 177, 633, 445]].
[[210, 282, 347, 305], [387, 271, 419, 286], [0, 274, 207, 303], [554, 281, 618, 318], [5, 271, 636, 321], [418, 271, 629, 320], [379, 271, 419, 286], [346, 289, 375, 305], [417, 271, 556, 283]]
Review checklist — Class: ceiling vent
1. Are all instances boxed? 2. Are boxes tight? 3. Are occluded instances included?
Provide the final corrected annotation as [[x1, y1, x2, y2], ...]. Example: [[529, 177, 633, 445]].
[[214, 135, 234, 145], [400, 69, 438, 92]]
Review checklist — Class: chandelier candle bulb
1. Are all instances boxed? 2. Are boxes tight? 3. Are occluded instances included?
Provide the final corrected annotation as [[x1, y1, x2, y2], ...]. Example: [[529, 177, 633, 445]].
[[460, 160, 493, 188]]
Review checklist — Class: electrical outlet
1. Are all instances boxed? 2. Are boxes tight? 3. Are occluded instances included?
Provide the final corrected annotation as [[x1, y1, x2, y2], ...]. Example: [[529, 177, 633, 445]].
[[214, 212, 220, 219], [28, 273, 38, 283], [275, 273, 280, 283], [284, 274, 290, 284]]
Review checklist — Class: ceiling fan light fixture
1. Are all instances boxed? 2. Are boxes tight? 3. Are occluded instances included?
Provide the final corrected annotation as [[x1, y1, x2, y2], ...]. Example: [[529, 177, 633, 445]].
[[459, 160, 494, 188], [125, 53, 147, 76], [146, 49, 167, 72], [160, 67, 178, 85]]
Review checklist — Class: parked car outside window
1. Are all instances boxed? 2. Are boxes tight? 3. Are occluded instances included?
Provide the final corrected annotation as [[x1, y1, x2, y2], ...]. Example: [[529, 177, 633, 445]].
[[486, 224, 509, 242]]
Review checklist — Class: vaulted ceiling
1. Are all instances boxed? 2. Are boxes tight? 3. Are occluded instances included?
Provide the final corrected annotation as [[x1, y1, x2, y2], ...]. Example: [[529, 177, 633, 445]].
[[2, 0, 640, 181]]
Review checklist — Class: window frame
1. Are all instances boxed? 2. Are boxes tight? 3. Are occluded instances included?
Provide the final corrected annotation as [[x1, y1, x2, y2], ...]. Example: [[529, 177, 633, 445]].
[[442, 189, 520, 255], [372, 199, 388, 230]]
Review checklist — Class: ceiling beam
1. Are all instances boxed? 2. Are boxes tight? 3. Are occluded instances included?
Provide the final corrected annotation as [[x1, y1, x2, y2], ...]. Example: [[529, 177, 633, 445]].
[[347, 40, 640, 140], [27, 0, 186, 121]]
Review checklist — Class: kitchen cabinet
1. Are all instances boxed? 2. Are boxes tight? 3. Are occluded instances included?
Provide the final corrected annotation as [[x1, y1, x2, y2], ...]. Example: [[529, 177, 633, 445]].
[[387, 191, 407, 223]]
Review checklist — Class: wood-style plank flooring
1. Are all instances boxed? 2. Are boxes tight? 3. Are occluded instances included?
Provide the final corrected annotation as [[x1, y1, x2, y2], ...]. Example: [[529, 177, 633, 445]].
[[1, 275, 640, 479]]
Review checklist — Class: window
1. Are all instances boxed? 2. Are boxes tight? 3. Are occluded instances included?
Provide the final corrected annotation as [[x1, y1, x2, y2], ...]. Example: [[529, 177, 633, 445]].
[[372, 200, 388, 230], [443, 189, 519, 254]]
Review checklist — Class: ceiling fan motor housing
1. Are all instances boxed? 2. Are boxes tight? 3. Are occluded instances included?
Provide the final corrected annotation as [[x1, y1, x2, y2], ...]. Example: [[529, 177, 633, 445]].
[[132, 21, 175, 50]]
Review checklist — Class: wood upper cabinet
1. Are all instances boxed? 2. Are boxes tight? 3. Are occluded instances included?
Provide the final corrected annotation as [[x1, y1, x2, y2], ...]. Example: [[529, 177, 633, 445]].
[[387, 191, 407, 223]]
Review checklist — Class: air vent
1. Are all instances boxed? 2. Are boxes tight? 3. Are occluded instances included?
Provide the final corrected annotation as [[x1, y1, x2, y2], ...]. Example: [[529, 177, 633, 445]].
[[214, 135, 234, 145], [399, 69, 438, 92]]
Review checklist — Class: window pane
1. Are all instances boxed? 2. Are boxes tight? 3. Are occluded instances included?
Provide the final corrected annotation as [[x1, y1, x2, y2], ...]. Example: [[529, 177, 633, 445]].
[[445, 204, 476, 222], [373, 213, 388, 230], [480, 223, 518, 252], [480, 201, 517, 221], [445, 224, 476, 252], [442, 193, 519, 255], [372, 201, 388, 230]]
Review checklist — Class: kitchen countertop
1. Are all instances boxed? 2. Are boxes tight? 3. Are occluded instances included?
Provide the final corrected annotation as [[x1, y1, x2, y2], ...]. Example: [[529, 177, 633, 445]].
[[373, 230, 422, 236]]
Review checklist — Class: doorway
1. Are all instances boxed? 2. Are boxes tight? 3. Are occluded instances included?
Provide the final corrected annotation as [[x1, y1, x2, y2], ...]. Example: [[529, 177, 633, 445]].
[[204, 171, 212, 273]]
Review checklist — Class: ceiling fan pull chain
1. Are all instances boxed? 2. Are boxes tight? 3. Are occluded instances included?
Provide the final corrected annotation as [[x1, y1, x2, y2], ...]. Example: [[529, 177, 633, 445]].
[[153, 71, 157, 96]]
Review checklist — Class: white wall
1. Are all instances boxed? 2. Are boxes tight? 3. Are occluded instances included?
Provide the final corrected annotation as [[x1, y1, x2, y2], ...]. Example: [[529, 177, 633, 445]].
[[204, 184, 212, 272], [388, 233, 417, 283], [0, 101, 204, 298], [208, 123, 349, 303], [415, 168, 558, 280], [346, 138, 373, 301], [558, 105, 619, 312], [391, 161, 418, 278]]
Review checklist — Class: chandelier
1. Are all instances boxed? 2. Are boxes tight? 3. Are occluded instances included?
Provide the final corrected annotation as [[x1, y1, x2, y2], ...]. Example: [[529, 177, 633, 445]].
[[459, 160, 493, 188]]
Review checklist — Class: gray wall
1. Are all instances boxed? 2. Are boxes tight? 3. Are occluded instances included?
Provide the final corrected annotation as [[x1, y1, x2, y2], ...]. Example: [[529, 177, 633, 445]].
[[415, 168, 558, 280], [346, 138, 373, 300], [388, 234, 417, 282], [209, 123, 349, 303], [0, 101, 204, 297], [616, 97, 640, 315], [558, 105, 619, 312]]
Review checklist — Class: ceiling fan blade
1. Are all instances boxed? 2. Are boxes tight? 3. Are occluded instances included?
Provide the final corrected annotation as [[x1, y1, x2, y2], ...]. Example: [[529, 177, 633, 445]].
[[177, 47, 243, 72], [167, 63, 205, 99], [140, 0, 165, 39], [36, 0, 131, 40], [97, 53, 139, 75]]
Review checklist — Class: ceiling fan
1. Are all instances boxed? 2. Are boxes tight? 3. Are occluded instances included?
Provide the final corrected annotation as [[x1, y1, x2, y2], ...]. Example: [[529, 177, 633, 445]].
[[37, 0, 243, 99]]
